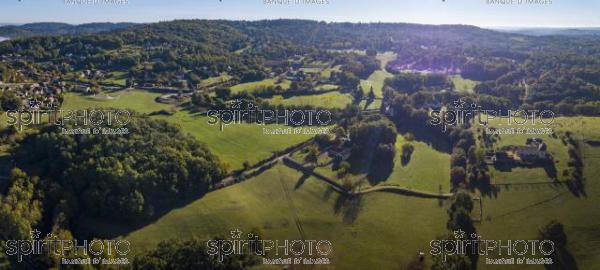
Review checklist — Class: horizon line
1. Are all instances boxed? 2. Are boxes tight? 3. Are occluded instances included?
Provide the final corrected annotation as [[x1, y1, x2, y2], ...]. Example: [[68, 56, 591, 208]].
[[1, 19, 600, 29]]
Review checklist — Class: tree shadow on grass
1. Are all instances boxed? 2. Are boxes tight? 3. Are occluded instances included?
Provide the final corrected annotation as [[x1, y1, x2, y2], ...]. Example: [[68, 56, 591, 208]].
[[75, 191, 210, 240], [566, 178, 587, 198], [333, 193, 362, 224], [395, 124, 452, 154], [546, 249, 579, 270], [294, 172, 311, 190]]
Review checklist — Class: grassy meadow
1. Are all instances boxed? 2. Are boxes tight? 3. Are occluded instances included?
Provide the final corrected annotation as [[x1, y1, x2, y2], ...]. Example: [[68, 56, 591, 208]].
[[385, 135, 451, 192], [62, 89, 172, 113], [122, 163, 448, 270], [62, 90, 313, 170], [476, 115, 576, 183], [450, 75, 477, 93], [268, 92, 353, 109], [475, 144, 600, 269], [230, 78, 291, 94], [471, 116, 600, 269]]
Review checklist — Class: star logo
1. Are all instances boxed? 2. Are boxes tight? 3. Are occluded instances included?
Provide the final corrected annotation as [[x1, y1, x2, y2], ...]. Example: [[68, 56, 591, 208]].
[[453, 99, 466, 109], [453, 229, 465, 239], [28, 98, 42, 109], [230, 99, 243, 109], [230, 229, 242, 239], [30, 229, 41, 239]]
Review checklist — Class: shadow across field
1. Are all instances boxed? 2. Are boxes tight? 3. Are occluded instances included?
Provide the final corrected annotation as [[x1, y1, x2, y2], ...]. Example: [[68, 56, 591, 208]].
[[75, 192, 210, 240]]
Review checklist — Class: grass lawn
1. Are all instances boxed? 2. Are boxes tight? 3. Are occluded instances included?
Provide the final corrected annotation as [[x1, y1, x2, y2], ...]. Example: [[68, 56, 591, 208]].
[[321, 65, 341, 79], [268, 92, 352, 109], [62, 90, 313, 170], [62, 89, 172, 113], [376, 51, 397, 70], [358, 99, 382, 110], [122, 163, 448, 270], [101, 71, 128, 86], [359, 52, 397, 98], [315, 84, 340, 91], [306, 134, 451, 193], [476, 144, 600, 269], [450, 75, 477, 93], [477, 115, 575, 182], [473, 116, 600, 269], [230, 78, 291, 94], [360, 70, 393, 98], [385, 135, 451, 193], [198, 73, 233, 88], [151, 111, 313, 170]]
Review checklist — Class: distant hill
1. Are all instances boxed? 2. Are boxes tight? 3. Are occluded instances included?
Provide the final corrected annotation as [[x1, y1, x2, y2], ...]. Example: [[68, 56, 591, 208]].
[[492, 27, 600, 36], [0, 22, 137, 38]]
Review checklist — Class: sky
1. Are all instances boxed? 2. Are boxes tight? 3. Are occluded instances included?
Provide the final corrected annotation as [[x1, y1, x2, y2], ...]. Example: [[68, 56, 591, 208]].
[[0, 0, 599, 27]]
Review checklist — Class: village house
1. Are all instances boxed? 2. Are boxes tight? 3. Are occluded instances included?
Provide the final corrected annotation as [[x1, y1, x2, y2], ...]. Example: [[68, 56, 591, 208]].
[[490, 138, 551, 166]]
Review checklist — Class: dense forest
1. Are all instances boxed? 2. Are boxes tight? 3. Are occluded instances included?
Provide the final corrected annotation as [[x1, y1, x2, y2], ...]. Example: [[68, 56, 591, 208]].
[[1, 20, 599, 109]]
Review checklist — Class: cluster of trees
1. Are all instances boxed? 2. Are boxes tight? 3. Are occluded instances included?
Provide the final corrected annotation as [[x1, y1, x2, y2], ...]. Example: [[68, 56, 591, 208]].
[[539, 220, 578, 270], [383, 90, 454, 151], [0, 91, 22, 111], [384, 72, 453, 94], [131, 238, 260, 270], [11, 116, 225, 232], [448, 125, 492, 193], [564, 132, 585, 196], [2, 19, 599, 112], [348, 116, 397, 183], [0, 63, 27, 84], [336, 53, 380, 79], [432, 191, 478, 270]]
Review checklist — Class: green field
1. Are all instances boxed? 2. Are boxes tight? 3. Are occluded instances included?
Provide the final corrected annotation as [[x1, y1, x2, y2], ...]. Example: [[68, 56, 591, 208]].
[[101, 71, 128, 86], [376, 51, 397, 70], [450, 75, 477, 93], [62, 90, 313, 170], [385, 135, 451, 192], [358, 99, 382, 110], [62, 89, 172, 113], [479, 116, 575, 182], [473, 116, 600, 269], [152, 111, 312, 170], [268, 92, 353, 109], [198, 73, 233, 88], [122, 163, 448, 269], [230, 78, 291, 94], [476, 145, 600, 269], [359, 52, 397, 98], [321, 65, 341, 79]]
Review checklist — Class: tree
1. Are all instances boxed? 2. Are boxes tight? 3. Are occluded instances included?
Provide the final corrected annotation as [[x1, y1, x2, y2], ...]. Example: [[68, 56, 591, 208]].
[[337, 161, 351, 178], [215, 87, 232, 99], [451, 167, 467, 187], [539, 220, 578, 270], [13, 116, 226, 223], [353, 86, 364, 102], [132, 238, 259, 270], [451, 148, 467, 168], [401, 143, 415, 165], [539, 220, 567, 249], [0, 92, 22, 111], [367, 86, 376, 102], [305, 145, 319, 165]]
